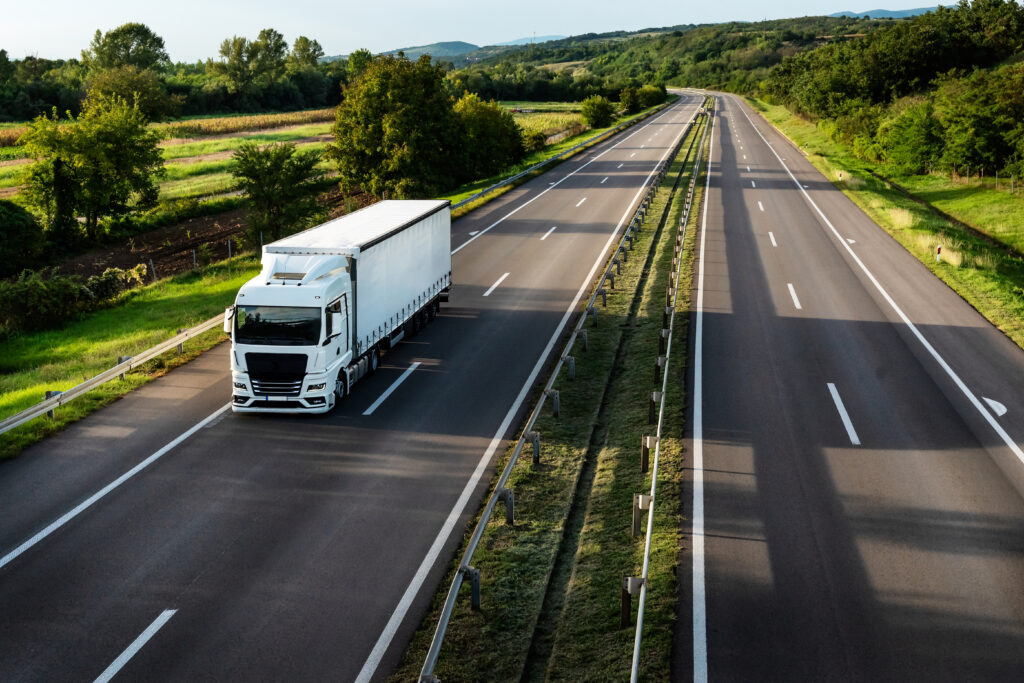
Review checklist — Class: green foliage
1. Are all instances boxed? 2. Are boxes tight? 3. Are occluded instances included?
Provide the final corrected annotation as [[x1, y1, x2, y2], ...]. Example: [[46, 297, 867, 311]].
[[19, 91, 165, 245], [328, 54, 462, 198], [86, 65, 182, 120], [84, 265, 147, 300], [0, 200, 44, 277], [619, 86, 641, 114], [230, 140, 325, 242], [82, 23, 170, 72], [453, 93, 525, 179], [287, 36, 324, 71], [580, 94, 615, 128], [0, 269, 93, 334]]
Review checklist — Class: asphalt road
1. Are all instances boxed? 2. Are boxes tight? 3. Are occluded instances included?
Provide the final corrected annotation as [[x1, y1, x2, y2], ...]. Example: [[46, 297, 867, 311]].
[[677, 94, 1024, 681], [0, 95, 702, 681]]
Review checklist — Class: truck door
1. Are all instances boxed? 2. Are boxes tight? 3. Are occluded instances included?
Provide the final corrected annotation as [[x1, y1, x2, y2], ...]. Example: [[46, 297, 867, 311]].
[[327, 295, 350, 354]]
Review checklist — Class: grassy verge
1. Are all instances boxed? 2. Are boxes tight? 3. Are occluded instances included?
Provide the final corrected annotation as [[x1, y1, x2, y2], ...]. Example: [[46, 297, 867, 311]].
[[388, 112, 702, 682], [747, 97, 1024, 349], [0, 255, 260, 459]]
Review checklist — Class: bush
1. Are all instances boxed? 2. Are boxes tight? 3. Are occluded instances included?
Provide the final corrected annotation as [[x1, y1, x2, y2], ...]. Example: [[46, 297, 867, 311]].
[[525, 130, 548, 152], [0, 200, 44, 278], [637, 84, 666, 109], [84, 265, 147, 300], [453, 93, 526, 179], [619, 86, 641, 114], [581, 95, 616, 128], [0, 269, 94, 334]]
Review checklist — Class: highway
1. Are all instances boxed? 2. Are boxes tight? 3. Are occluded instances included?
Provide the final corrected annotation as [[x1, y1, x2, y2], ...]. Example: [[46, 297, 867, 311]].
[[678, 94, 1024, 681], [0, 94, 702, 680]]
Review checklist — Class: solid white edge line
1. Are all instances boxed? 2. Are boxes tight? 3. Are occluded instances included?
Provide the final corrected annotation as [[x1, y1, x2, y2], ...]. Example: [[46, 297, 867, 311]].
[[451, 103, 686, 255], [787, 283, 802, 310], [693, 99, 714, 683], [827, 383, 861, 446], [733, 95, 1024, 468], [94, 609, 177, 683], [576, 197, 587, 207], [482, 272, 510, 297], [355, 96, 699, 683], [540, 226, 558, 241], [769, 232, 777, 247], [362, 362, 422, 416], [0, 403, 232, 571]]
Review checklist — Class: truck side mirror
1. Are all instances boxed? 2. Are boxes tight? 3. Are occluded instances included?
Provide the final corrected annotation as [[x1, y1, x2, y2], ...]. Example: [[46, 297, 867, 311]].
[[223, 306, 234, 334]]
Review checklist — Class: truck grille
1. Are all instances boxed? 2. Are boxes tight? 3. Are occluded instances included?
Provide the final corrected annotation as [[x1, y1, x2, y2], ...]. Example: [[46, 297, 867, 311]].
[[245, 353, 307, 397], [250, 379, 303, 397]]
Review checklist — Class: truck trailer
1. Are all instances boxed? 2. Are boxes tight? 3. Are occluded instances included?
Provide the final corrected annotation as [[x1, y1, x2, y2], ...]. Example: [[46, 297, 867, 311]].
[[225, 199, 451, 413]]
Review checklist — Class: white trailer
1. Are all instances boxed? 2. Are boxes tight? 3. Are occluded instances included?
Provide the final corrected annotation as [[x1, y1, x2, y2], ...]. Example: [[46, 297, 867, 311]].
[[226, 199, 451, 413]]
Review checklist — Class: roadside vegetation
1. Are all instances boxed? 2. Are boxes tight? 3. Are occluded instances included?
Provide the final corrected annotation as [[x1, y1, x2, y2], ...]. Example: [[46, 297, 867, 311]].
[[391, 111, 706, 682]]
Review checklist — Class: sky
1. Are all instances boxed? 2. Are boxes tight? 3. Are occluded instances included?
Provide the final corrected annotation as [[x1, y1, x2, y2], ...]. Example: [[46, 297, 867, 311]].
[[1, 1, 941, 62]]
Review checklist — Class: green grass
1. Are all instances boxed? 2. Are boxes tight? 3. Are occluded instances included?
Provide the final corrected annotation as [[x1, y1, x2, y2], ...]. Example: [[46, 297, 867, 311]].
[[0, 163, 25, 188], [389, 110, 702, 682], [514, 112, 583, 138], [501, 101, 583, 112], [158, 173, 237, 200], [748, 97, 1024, 350], [0, 255, 261, 459], [160, 124, 331, 160]]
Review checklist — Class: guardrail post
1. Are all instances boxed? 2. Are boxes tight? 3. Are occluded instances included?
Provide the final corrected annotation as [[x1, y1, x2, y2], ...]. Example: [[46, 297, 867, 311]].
[[654, 356, 666, 384], [612, 257, 621, 275], [498, 487, 515, 526], [663, 306, 672, 328], [563, 355, 575, 381], [632, 494, 653, 537], [118, 356, 132, 381], [462, 566, 481, 610], [605, 272, 615, 290], [45, 390, 62, 419], [587, 306, 598, 325], [659, 328, 669, 354], [641, 435, 657, 473], [177, 329, 184, 354], [580, 329, 588, 352], [666, 286, 675, 306], [546, 389, 560, 418], [528, 430, 541, 465], [621, 576, 644, 628], [618, 245, 628, 262], [598, 288, 607, 307], [649, 391, 663, 423]]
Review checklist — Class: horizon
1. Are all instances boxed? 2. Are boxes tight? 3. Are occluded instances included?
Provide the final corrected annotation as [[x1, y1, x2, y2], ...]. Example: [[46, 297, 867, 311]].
[[0, 1, 940, 63]]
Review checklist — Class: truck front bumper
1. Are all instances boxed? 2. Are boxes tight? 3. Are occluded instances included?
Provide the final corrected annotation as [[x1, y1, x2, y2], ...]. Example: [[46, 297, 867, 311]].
[[231, 373, 334, 414]]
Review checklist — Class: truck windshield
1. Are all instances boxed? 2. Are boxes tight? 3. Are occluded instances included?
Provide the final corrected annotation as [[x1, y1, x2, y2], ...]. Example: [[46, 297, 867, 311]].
[[235, 306, 321, 346]]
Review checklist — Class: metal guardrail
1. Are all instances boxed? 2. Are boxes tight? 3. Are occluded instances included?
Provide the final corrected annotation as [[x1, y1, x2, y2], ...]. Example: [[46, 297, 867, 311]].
[[450, 101, 674, 211], [419, 101, 702, 682], [628, 97, 712, 682], [0, 313, 225, 437]]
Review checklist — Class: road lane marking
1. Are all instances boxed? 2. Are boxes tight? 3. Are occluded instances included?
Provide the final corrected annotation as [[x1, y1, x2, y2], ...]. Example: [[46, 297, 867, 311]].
[[735, 97, 1024, 468], [540, 226, 558, 241], [751, 181, 756, 188], [94, 609, 177, 683], [769, 232, 777, 247], [576, 197, 587, 207], [787, 283, 802, 309], [984, 397, 1008, 417], [847, 238, 856, 244], [630, 152, 637, 157], [601, 177, 609, 184], [692, 103, 715, 683], [641, 144, 646, 148], [0, 404, 232, 572], [747, 166, 751, 172], [617, 163, 624, 169], [362, 362, 422, 416], [827, 383, 861, 445], [468, 231, 478, 236], [482, 272, 510, 297], [357, 99, 700, 683], [743, 154, 747, 160], [758, 201, 765, 212], [451, 101, 691, 255]]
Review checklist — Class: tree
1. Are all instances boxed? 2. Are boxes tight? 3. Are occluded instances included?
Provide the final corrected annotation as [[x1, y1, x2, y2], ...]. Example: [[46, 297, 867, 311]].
[[453, 93, 525, 179], [619, 86, 641, 114], [82, 23, 170, 72], [251, 28, 288, 86], [0, 200, 44, 276], [230, 141, 325, 243], [19, 92, 165, 245], [288, 36, 324, 71], [581, 95, 615, 128], [327, 54, 462, 198], [86, 65, 181, 120], [211, 36, 257, 93], [211, 28, 289, 94], [346, 48, 373, 81]]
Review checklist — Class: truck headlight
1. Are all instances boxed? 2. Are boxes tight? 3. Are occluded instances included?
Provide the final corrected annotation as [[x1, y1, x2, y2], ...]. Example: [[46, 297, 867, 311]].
[[233, 382, 248, 390], [308, 382, 327, 391]]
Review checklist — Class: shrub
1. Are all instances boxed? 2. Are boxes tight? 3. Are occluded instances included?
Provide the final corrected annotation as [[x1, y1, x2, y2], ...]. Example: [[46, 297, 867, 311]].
[[581, 95, 616, 128], [0, 269, 94, 334], [84, 264, 147, 300], [0, 200, 44, 278], [525, 130, 548, 152]]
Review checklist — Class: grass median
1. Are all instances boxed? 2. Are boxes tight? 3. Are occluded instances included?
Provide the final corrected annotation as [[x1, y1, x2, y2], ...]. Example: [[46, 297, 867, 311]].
[[0, 256, 260, 459], [746, 97, 1024, 350], [389, 112, 705, 682]]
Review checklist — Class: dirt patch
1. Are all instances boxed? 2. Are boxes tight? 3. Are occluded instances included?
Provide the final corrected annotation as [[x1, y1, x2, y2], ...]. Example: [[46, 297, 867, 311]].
[[54, 187, 375, 281]]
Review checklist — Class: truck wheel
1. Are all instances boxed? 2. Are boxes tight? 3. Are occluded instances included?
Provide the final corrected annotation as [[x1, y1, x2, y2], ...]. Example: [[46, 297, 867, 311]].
[[334, 375, 347, 400], [369, 348, 379, 374]]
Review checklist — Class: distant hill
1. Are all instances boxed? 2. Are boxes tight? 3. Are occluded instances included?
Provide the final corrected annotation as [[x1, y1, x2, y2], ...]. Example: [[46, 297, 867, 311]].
[[829, 6, 938, 19], [380, 41, 480, 59], [493, 35, 567, 46]]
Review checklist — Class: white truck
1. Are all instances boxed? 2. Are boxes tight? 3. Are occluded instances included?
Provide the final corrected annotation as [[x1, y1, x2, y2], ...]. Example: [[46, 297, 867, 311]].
[[225, 199, 451, 413]]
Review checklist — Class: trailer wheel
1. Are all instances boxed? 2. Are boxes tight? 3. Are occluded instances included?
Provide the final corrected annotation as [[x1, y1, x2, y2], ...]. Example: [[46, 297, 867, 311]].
[[369, 348, 379, 374]]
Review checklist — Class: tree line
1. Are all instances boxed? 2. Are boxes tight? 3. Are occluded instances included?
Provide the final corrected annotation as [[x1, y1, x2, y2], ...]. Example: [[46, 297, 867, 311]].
[[762, 0, 1024, 176]]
